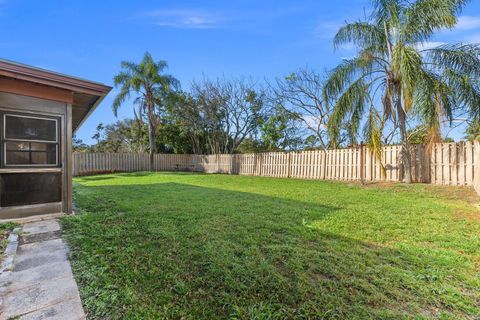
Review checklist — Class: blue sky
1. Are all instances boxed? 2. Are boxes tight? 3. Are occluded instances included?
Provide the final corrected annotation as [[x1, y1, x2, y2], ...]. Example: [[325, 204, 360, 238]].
[[1, 0, 480, 144]]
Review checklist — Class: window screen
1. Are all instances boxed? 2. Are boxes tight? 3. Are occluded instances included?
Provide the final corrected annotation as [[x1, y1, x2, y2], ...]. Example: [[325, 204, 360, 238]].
[[2, 114, 60, 167], [5, 115, 57, 141], [0, 172, 61, 207], [5, 142, 57, 165]]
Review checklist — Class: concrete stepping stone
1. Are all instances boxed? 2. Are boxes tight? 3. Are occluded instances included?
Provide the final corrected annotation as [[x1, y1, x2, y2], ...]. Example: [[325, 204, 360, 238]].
[[22, 220, 61, 235], [18, 297, 85, 320], [0, 219, 85, 320]]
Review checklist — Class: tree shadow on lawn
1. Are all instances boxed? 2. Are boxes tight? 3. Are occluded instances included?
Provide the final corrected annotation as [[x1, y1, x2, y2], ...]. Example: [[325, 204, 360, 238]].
[[64, 182, 480, 319], [76, 171, 203, 182], [76, 175, 118, 182]]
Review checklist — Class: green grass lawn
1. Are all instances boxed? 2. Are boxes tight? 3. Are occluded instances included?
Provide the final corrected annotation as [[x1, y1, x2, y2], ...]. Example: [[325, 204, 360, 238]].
[[0, 222, 17, 256], [62, 172, 480, 319]]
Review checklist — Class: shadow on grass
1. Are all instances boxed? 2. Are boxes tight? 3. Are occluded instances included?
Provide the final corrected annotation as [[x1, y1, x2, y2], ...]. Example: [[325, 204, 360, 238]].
[[77, 175, 118, 182], [63, 182, 479, 319], [76, 171, 205, 182]]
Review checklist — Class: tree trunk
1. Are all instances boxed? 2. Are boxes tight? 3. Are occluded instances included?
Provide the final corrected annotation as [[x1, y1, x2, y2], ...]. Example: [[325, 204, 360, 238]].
[[148, 122, 155, 171], [398, 105, 412, 183]]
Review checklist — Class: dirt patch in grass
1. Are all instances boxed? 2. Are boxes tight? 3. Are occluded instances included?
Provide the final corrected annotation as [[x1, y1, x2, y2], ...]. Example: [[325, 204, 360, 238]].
[[421, 185, 480, 222], [352, 181, 479, 202], [356, 181, 480, 223], [424, 184, 479, 203], [454, 209, 480, 223]]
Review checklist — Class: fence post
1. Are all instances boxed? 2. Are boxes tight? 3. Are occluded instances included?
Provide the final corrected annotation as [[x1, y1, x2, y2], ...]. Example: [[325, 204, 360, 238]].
[[474, 141, 480, 195], [360, 141, 364, 184], [322, 150, 327, 180], [366, 145, 372, 181], [259, 153, 264, 176], [72, 153, 76, 177], [287, 152, 292, 178]]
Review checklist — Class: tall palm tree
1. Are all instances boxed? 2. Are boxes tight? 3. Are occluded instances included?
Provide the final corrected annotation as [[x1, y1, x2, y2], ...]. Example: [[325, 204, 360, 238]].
[[113, 52, 179, 170], [324, 0, 480, 183]]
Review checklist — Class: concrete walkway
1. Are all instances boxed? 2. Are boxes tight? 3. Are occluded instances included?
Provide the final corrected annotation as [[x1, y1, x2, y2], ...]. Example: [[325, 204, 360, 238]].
[[0, 219, 85, 320]]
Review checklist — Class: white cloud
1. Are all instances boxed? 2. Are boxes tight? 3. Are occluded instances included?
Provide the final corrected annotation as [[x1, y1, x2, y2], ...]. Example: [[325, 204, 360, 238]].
[[456, 16, 480, 30], [146, 10, 219, 29], [140, 6, 309, 31]]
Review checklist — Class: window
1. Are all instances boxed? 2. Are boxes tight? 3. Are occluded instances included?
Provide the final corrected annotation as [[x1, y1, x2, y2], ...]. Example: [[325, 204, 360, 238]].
[[2, 114, 60, 167]]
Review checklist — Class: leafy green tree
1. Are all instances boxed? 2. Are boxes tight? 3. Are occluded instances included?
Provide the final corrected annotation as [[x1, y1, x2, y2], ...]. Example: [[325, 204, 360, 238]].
[[260, 107, 303, 151], [72, 134, 91, 152], [465, 121, 480, 141], [156, 121, 196, 154], [168, 92, 210, 154], [174, 78, 265, 154], [236, 138, 265, 153], [92, 123, 105, 145], [236, 107, 303, 153], [91, 119, 148, 153], [112, 52, 179, 170], [324, 0, 480, 183], [407, 124, 429, 145]]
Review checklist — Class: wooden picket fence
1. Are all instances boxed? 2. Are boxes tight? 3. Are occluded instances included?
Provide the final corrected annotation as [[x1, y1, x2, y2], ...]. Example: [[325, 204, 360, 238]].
[[73, 142, 480, 187]]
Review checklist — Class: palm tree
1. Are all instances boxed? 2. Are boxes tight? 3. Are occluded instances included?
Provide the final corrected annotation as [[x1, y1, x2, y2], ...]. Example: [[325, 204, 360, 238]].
[[324, 0, 480, 183], [113, 52, 179, 170]]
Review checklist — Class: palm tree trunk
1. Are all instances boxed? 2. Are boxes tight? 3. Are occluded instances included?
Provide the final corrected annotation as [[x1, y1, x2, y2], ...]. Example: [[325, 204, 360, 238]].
[[398, 104, 412, 183], [148, 121, 155, 171]]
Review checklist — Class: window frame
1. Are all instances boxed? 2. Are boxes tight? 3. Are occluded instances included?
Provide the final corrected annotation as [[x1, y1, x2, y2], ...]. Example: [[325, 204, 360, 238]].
[[2, 112, 61, 168]]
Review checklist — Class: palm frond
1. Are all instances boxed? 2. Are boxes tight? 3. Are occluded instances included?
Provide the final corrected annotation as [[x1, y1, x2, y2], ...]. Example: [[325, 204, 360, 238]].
[[120, 61, 139, 73], [334, 22, 386, 53], [328, 78, 368, 145], [427, 43, 480, 77], [372, 0, 402, 27], [382, 80, 396, 123], [402, 0, 465, 43], [392, 44, 422, 112], [323, 53, 379, 102], [441, 68, 480, 120], [112, 86, 131, 117], [414, 69, 455, 134], [363, 106, 384, 174], [113, 71, 132, 87]]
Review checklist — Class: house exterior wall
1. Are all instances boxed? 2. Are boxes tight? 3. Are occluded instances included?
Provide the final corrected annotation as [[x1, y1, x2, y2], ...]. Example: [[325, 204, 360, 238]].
[[0, 92, 72, 219]]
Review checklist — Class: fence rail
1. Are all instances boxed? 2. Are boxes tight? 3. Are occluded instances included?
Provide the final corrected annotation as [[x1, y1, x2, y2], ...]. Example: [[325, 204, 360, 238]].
[[73, 142, 480, 187]]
